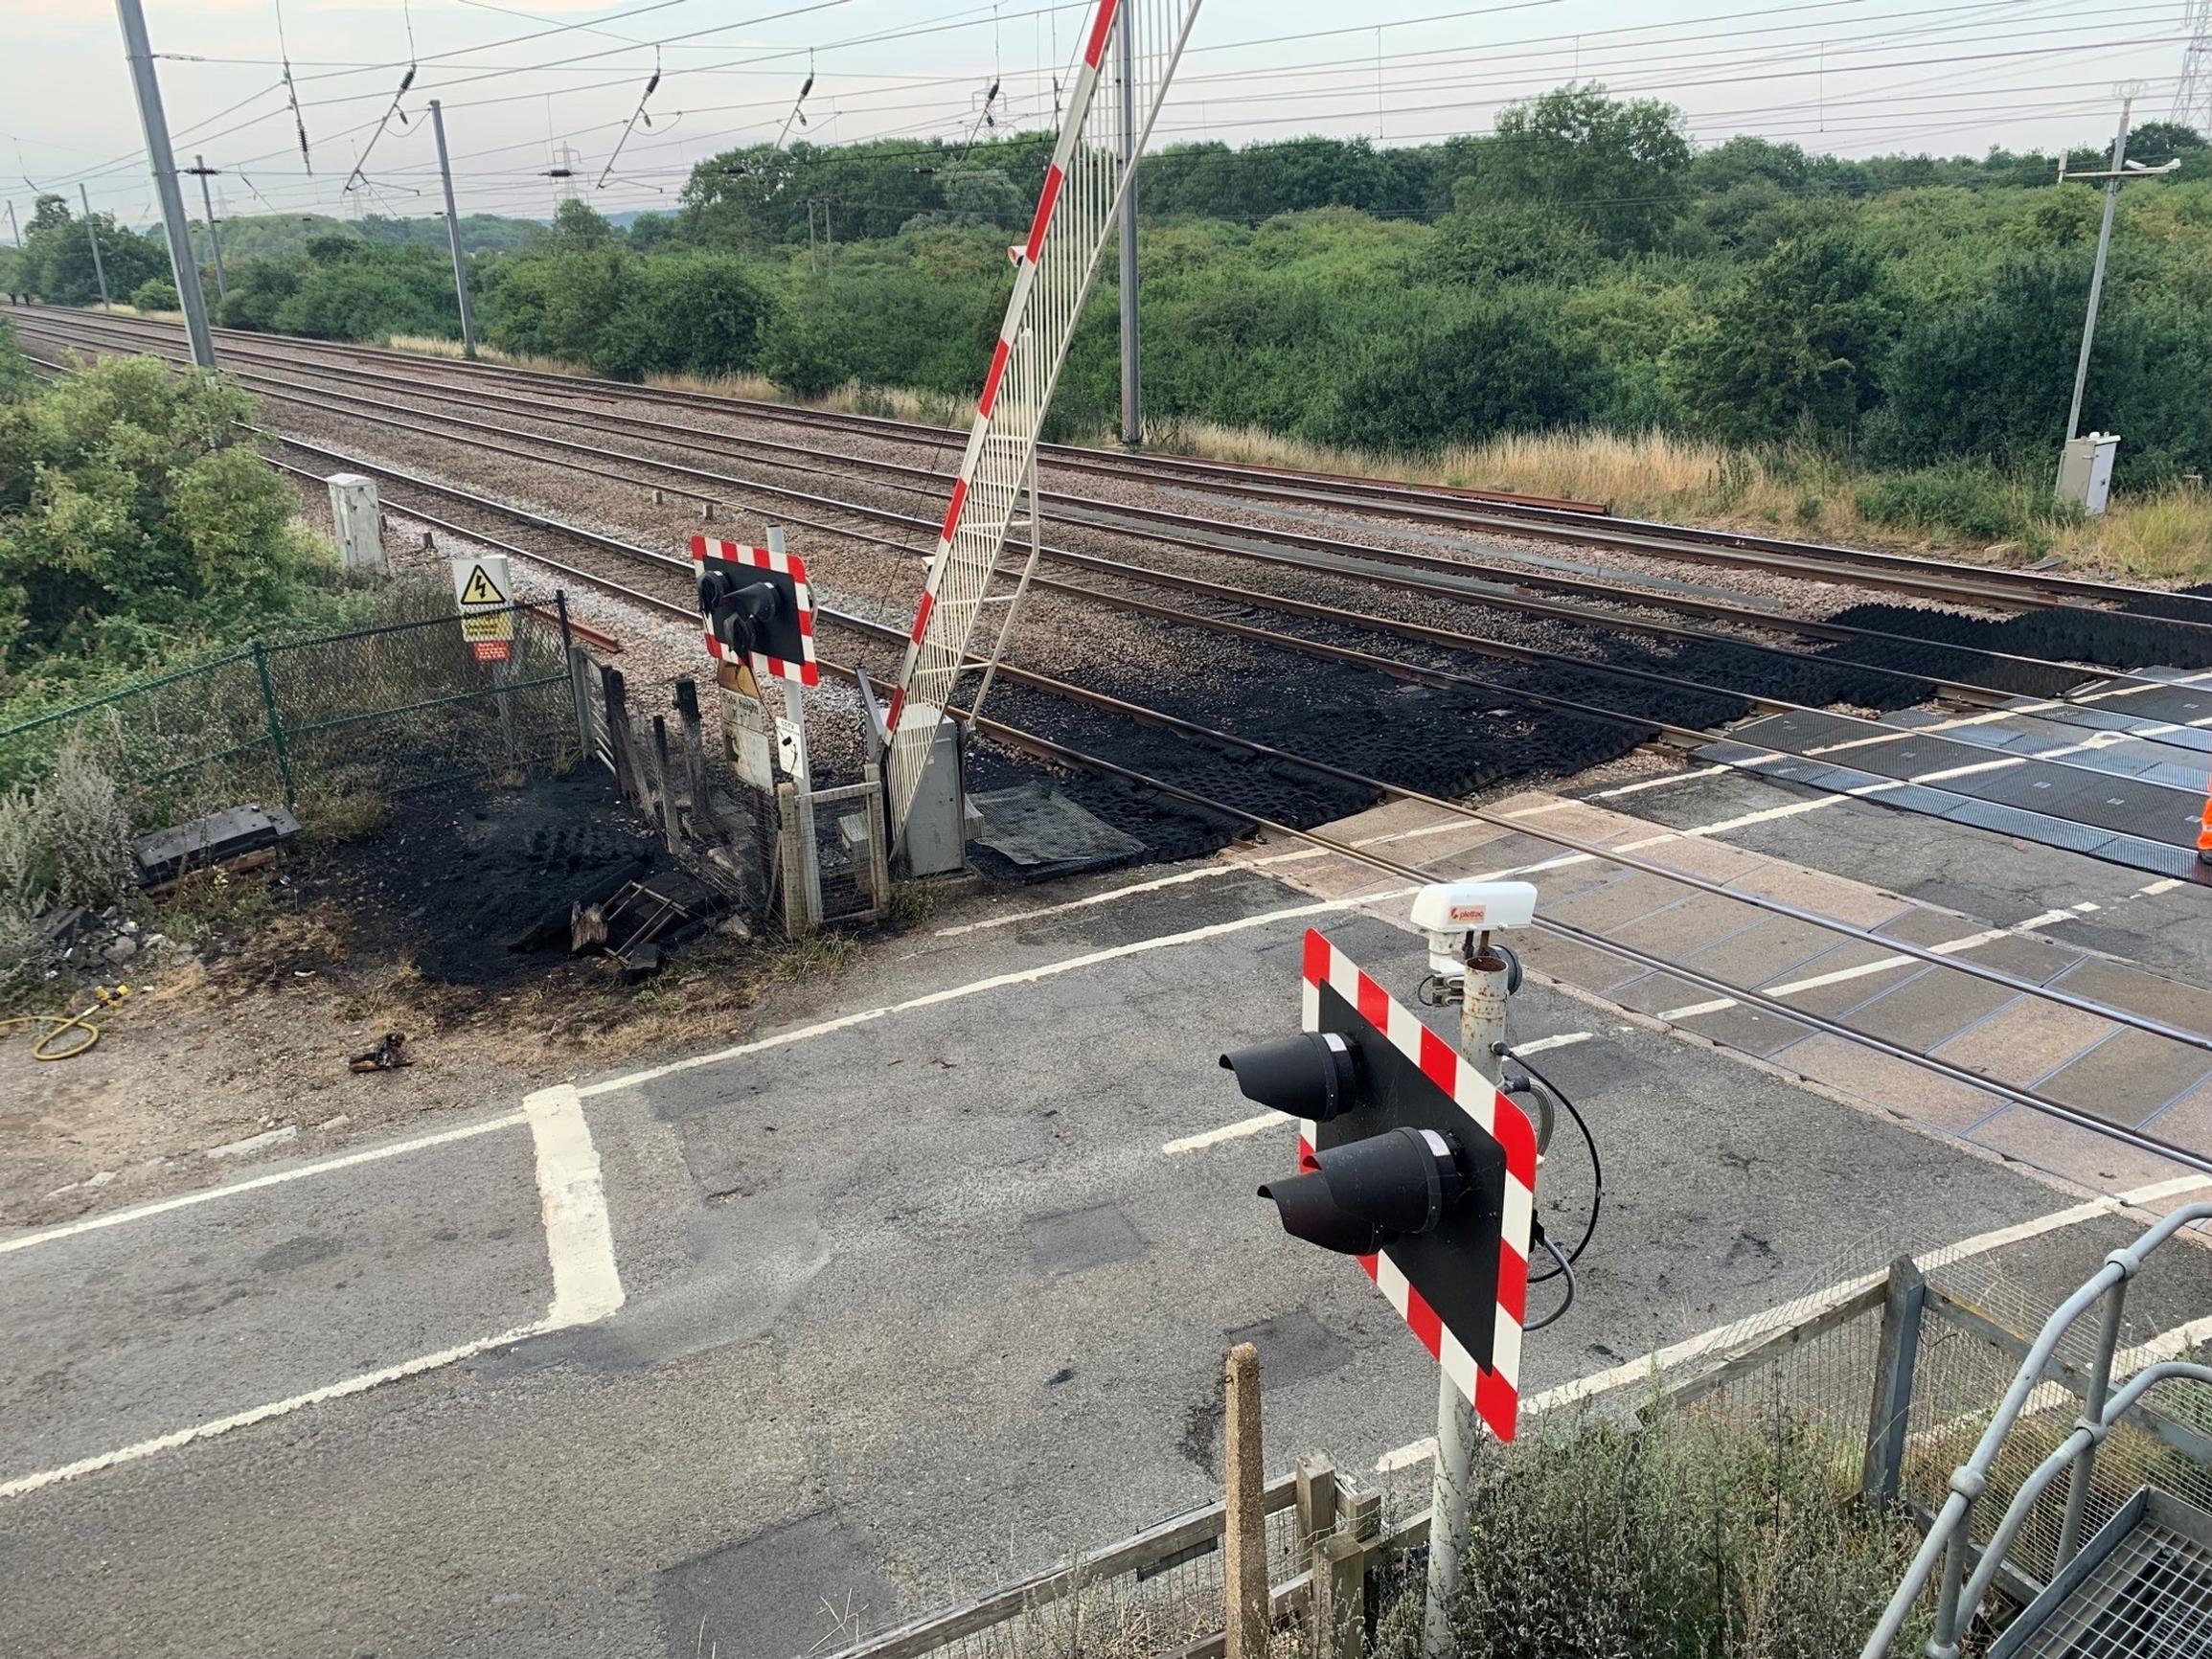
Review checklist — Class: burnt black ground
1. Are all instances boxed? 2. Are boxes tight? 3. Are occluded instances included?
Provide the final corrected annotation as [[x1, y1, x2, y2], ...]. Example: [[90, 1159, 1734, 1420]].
[[291, 766, 713, 986]]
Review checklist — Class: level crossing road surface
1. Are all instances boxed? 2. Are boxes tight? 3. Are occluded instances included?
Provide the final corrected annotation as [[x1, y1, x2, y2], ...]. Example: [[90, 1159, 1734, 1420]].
[[5, 832, 2212, 1657]]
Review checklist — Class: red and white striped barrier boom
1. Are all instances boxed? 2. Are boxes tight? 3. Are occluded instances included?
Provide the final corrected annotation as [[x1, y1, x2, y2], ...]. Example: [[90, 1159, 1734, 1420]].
[[883, 0, 1202, 844]]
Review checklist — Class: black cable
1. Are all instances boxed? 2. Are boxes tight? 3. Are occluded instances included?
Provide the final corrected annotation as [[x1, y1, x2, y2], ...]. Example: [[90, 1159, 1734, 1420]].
[[1503, 1045, 1602, 1280], [1525, 1225, 1576, 1330]]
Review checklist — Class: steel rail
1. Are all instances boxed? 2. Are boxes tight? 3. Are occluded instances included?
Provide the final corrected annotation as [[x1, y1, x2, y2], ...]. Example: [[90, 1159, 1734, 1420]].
[[24, 313, 2199, 741], [22, 301, 2210, 623], [34, 322, 2164, 723], [228, 387, 2212, 813], [37, 326, 2210, 1175], [25, 339, 2203, 821], [9, 317, 1905, 640], [254, 426, 2212, 1063], [207, 352, 2212, 760], [161, 335, 2155, 688], [177, 324, 2212, 615]]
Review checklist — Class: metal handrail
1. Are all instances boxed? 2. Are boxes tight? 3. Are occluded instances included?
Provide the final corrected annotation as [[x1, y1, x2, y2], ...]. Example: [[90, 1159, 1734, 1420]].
[[1955, 1361, 2212, 1623], [1860, 1201, 2212, 1658]]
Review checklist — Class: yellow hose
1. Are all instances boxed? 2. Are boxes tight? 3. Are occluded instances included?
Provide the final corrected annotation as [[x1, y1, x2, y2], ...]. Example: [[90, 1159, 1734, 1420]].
[[2, 985, 125, 1060]]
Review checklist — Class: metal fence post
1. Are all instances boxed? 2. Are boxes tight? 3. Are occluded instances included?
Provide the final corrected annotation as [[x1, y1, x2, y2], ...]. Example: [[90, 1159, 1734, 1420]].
[[249, 642, 295, 807], [1862, 1256, 1927, 1509]]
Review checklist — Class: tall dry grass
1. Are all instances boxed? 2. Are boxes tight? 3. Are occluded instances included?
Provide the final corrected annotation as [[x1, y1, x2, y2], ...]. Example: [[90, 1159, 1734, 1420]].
[[1145, 418, 2212, 582], [2059, 487, 2212, 581]]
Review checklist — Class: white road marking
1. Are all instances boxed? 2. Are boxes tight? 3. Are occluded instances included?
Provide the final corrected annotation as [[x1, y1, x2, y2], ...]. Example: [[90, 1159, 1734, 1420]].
[[1162, 1110, 1290, 1156], [1651, 908, 2087, 1025], [1, 1089, 623, 1500], [0, 1321, 551, 1501], [1512, 1032, 1592, 1057], [524, 1086, 625, 1326], [0, 1110, 529, 1258], [1374, 1173, 2212, 1472], [932, 864, 1242, 938], [581, 893, 1414, 1100], [1590, 766, 1729, 799], [2141, 878, 2184, 896]]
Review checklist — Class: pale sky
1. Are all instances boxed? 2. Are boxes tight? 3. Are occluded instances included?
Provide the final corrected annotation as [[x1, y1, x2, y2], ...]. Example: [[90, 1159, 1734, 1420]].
[[6, 0, 2199, 232]]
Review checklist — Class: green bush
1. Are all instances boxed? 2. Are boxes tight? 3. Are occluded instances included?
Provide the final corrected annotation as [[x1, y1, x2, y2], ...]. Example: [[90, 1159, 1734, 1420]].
[[757, 297, 851, 397], [590, 253, 772, 380], [0, 323, 31, 400], [1854, 463, 2054, 546], [131, 277, 178, 311], [1310, 290, 1608, 451], [0, 355, 309, 686]]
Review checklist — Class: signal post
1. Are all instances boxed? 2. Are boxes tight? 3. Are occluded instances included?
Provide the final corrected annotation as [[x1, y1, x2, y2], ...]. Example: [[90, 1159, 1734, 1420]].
[[1223, 881, 1562, 1654]]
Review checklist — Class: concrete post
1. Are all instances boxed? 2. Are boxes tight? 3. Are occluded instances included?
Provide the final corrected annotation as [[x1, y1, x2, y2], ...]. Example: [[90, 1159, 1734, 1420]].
[[1223, 1342, 1267, 1659], [78, 184, 110, 308], [326, 474, 389, 576], [428, 101, 478, 359]]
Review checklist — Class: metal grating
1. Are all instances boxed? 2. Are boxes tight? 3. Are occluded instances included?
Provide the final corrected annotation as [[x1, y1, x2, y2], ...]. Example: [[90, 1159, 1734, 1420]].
[[2013, 1520, 2212, 1658]]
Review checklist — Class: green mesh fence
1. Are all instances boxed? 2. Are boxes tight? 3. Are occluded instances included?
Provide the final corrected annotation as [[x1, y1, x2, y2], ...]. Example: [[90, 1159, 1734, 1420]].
[[0, 601, 579, 827]]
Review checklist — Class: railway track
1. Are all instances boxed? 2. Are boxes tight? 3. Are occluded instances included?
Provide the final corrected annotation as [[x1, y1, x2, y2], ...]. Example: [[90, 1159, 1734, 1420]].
[[217, 429, 2212, 1187], [17, 313, 2205, 724], [22, 325, 2212, 887], [16, 302, 2212, 625]]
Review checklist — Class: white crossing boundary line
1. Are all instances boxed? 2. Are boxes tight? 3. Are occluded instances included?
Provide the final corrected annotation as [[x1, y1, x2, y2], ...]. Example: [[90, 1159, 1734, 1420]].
[[0, 1088, 622, 1501], [0, 1110, 529, 1258], [1513, 1032, 1593, 1057], [1162, 1110, 1289, 1156]]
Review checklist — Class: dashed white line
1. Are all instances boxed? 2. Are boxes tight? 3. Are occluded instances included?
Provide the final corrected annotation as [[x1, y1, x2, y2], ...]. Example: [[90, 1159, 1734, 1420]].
[[1511, 1032, 1593, 1057], [1162, 1111, 1290, 1156], [1651, 910, 2090, 1024]]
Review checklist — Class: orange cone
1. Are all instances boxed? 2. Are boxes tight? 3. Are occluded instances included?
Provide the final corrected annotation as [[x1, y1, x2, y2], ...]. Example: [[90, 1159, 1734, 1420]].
[[2201, 786, 2212, 865]]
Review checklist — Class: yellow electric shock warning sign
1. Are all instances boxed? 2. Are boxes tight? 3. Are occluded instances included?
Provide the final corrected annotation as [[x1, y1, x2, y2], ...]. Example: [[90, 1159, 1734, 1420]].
[[451, 554, 514, 660], [457, 564, 506, 605]]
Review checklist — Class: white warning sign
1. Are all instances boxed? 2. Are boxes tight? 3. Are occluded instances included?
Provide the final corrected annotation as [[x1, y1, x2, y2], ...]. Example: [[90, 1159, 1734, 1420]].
[[451, 554, 514, 661]]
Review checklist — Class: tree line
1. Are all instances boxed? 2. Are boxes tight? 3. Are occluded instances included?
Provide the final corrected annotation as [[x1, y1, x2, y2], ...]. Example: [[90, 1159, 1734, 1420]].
[[8, 87, 2211, 520]]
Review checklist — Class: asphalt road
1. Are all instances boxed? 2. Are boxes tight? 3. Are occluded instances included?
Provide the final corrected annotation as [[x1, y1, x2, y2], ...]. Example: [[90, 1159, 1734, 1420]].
[[3, 858, 2206, 1659]]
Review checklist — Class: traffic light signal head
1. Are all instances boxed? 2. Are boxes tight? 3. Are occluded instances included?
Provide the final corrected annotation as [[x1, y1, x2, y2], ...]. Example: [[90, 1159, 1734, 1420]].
[[690, 536, 819, 686], [1258, 1127, 1468, 1256], [1231, 928, 1539, 1443], [1219, 1031, 1360, 1122], [698, 569, 782, 656]]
